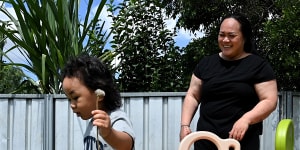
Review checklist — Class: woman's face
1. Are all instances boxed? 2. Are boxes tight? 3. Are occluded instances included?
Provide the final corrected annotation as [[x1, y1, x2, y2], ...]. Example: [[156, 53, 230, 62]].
[[62, 77, 97, 120], [218, 18, 246, 60]]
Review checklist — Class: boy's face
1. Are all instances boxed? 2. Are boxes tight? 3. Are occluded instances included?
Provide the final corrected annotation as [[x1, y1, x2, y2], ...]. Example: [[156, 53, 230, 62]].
[[62, 77, 97, 120]]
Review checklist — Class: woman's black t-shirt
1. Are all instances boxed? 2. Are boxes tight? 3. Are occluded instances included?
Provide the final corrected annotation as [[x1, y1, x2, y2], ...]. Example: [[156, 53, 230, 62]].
[[193, 53, 275, 139]]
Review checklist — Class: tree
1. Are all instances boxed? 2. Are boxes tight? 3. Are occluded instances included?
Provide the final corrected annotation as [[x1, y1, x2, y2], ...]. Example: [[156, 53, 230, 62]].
[[260, 0, 300, 91], [109, 0, 185, 92], [0, 0, 112, 93], [0, 65, 39, 94], [0, 65, 23, 93], [161, 0, 279, 33], [181, 35, 220, 89]]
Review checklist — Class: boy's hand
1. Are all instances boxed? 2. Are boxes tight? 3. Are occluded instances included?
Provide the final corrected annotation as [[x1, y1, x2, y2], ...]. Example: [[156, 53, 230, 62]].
[[92, 110, 112, 138]]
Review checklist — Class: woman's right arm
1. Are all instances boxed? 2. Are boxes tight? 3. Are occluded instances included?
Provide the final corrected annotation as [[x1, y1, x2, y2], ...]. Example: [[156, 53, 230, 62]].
[[180, 74, 202, 141]]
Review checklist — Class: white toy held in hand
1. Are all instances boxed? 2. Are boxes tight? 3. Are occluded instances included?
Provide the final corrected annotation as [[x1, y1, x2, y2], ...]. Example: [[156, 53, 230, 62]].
[[95, 89, 105, 109], [94, 89, 105, 150], [95, 89, 105, 97]]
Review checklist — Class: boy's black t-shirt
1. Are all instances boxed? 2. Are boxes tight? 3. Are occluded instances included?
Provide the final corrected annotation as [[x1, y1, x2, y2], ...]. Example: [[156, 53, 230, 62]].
[[193, 53, 275, 138]]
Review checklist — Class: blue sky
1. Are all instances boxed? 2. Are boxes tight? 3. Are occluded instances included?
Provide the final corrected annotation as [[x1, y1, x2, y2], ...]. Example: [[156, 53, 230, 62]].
[[1, 1, 203, 81]]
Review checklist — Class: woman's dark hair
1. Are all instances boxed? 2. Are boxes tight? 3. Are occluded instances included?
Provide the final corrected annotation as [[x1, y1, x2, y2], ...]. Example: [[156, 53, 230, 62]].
[[61, 54, 121, 111], [221, 13, 258, 54]]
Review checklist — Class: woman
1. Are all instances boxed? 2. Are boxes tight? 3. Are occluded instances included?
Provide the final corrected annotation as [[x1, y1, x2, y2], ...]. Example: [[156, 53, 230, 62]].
[[179, 13, 278, 150]]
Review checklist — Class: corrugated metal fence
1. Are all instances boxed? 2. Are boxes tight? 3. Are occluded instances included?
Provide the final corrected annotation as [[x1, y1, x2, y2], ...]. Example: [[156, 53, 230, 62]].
[[0, 92, 299, 150]]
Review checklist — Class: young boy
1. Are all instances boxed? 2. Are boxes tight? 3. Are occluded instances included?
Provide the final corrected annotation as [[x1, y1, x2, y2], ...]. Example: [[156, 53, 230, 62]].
[[61, 54, 135, 150]]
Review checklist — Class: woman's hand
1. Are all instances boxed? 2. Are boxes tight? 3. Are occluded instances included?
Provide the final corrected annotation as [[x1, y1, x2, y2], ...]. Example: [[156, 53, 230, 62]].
[[180, 125, 192, 141], [92, 110, 112, 138], [229, 117, 250, 141]]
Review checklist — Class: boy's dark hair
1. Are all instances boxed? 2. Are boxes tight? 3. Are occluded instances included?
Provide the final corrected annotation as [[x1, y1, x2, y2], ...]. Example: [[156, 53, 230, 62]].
[[61, 54, 122, 111], [221, 13, 258, 55]]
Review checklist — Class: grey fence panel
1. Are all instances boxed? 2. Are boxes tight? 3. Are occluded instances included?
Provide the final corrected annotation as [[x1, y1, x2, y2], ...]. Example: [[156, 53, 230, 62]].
[[123, 96, 145, 149], [0, 92, 299, 150], [260, 99, 280, 150], [120, 92, 188, 150], [0, 95, 45, 150], [53, 95, 89, 150], [0, 98, 9, 149], [277, 92, 300, 150], [292, 93, 300, 150]]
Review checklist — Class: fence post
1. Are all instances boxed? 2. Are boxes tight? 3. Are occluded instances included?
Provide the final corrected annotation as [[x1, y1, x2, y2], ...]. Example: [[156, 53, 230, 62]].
[[43, 94, 54, 150], [286, 91, 293, 119]]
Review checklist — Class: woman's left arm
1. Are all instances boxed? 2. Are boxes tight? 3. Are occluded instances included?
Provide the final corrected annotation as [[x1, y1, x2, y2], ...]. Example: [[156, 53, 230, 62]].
[[244, 79, 278, 124], [229, 79, 278, 140]]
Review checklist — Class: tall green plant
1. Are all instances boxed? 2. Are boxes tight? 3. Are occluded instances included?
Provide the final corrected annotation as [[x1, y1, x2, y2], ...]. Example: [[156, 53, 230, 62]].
[[0, 12, 11, 69], [0, 20, 38, 94], [0, 22, 7, 68], [0, 0, 112, 93]]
